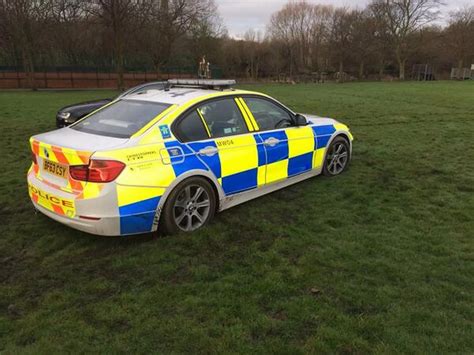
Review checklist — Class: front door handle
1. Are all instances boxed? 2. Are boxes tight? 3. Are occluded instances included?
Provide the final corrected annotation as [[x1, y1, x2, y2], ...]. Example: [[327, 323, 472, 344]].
[[199, 146, 218, 157], [264, 137, 280, 147]]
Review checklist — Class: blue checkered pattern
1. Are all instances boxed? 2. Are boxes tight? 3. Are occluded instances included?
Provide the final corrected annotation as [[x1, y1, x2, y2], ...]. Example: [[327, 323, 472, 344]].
[[165, 123, 336, 196]]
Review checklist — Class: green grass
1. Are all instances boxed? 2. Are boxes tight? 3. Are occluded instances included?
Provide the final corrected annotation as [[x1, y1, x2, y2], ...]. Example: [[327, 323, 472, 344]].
[[0, 82, 473, 353]]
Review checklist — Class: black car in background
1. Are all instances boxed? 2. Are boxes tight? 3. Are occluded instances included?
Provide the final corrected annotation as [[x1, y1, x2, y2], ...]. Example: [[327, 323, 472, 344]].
[[56, 81, 166, 127]]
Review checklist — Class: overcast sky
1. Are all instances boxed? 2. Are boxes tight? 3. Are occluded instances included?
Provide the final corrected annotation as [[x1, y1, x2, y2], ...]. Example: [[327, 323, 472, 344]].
[[216, 0, 472, 37]]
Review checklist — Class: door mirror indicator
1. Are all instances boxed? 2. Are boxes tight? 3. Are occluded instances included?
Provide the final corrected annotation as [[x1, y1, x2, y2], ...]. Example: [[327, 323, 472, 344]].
[[294, 114, 308, 126]]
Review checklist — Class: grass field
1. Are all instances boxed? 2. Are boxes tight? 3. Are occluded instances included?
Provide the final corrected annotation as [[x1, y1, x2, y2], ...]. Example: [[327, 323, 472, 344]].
[[0, 81, 473, 353]]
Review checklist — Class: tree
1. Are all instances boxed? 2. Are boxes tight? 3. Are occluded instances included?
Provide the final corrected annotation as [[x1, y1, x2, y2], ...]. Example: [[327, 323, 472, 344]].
[[84, 0, 146, 89], [329, 8, 355, 82], [145, 0, 220, 72], [445, 6, 474, 72], [350, 9, 378, 79], [308, 5, 334, 72], [242, 29, 263, 79], [268, 1, 318, 76], [50, 0, 91, 65], [0, 0, 52, 89], [371, 0, 442, 80]]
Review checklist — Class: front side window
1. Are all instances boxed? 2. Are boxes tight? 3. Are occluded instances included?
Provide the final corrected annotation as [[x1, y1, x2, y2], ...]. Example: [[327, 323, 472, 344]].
[[71, 100, 170, 138], [198, 98, 249, 138], [243, 97, 293, 131]]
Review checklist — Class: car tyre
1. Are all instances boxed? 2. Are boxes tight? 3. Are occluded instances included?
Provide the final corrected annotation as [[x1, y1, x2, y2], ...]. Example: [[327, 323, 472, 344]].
[[323, 136, 351, 177], [160, 177, 216, 235]]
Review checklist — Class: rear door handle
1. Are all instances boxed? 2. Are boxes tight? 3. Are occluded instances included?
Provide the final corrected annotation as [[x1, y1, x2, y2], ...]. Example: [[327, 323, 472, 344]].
[[264, 137, 280, 147], [199, 146, 218, 157]]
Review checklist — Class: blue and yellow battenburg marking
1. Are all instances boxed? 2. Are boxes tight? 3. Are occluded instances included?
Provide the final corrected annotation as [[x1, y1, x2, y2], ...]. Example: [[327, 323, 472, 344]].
[[111, 122, 343, 234]]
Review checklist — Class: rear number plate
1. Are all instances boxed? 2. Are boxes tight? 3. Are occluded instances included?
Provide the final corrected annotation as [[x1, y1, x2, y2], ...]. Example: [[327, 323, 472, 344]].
[[43, 159, 67, 178]]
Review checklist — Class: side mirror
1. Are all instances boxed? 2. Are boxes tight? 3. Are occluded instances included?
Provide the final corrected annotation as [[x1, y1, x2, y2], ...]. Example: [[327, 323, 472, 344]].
[[294, 114, 308, 126]]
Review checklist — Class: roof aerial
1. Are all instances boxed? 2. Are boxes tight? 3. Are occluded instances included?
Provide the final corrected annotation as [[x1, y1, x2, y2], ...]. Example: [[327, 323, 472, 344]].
[[167, 79, 236, 91]]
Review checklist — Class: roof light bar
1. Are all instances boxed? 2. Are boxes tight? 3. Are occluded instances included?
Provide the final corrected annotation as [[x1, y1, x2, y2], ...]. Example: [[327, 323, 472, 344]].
[[167, 79, 236, 90]]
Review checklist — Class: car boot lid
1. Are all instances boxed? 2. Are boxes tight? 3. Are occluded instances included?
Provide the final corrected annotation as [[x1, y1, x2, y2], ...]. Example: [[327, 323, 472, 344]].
[[31, 127, 129, 153]]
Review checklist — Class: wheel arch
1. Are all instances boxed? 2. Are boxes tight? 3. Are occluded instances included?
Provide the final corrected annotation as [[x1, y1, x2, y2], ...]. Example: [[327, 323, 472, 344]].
[[152, 169, 224, 232], [326, 131, 352, 157], [321, 131, 353, 173]]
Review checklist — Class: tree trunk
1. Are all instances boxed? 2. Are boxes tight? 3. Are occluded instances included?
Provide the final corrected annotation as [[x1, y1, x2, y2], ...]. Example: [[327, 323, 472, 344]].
[[115, 32, 125, 90], [457, 58, 464, 72], [395, 44, 406, 81], [378, 60, 385, 80], [358, 60, 365, 80], [289, 47, 293, 80], [399, 60, 406, 80], [22, 47, 36, 90], [396, 51, 406, 81], [338, 61, 344, 83]]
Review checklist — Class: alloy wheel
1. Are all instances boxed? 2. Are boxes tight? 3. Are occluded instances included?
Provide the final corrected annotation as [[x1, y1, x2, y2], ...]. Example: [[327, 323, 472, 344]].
[[173, 184, 211, 231]]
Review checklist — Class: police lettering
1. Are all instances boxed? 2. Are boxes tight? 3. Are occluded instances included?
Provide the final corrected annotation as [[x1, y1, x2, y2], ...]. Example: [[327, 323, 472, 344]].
[[29, 185, 74, 208]]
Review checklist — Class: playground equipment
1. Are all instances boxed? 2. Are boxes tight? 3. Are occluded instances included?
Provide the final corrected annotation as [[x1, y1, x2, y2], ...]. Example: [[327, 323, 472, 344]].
[[411, 64, 435, 81], [450, 66, 473, 80]]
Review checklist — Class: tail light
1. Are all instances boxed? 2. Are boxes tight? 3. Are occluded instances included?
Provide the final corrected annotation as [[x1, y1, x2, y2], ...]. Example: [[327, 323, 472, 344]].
[[31, 151, 38, 165], [70, 160, 125, 183]]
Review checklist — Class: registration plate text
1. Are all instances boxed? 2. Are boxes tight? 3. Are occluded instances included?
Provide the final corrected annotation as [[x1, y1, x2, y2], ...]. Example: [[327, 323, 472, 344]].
[[43, 159, 67, 178]]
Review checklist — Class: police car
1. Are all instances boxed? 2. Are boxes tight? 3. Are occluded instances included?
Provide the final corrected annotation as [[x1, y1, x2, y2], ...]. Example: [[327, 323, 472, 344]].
[[27, 79, 353, 236]]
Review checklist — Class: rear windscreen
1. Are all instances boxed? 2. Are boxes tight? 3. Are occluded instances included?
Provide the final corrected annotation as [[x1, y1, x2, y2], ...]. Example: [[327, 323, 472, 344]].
[[71, 100, 170, 138]]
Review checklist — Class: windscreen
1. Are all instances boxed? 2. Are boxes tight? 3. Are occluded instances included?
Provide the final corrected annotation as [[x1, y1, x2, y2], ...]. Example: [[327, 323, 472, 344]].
[[71, 100, 170, 138]]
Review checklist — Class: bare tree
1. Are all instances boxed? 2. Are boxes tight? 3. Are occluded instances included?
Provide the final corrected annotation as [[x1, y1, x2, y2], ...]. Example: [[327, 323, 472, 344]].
[[50, 0, 91, 65], [350, 9, 378, 80], [309, 5, 334, 72], [329, 8, 356, 83], [84, 0, 146, 89], [183, 0, 224, 68], [0, 0, 52, 89], [145, 0, 220, 72], [242, 29, 264, 79], [371, 0, 443, 80], [445, 6, 474, 72], [268, 1, 319, 76]]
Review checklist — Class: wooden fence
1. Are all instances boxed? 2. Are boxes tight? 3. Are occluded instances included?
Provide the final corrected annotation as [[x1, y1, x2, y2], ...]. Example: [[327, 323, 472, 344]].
[[0, 71, 194, 89]]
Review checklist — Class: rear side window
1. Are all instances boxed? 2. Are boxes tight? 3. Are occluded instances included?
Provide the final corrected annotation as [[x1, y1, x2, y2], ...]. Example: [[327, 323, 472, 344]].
[[71, 100, 170, 138], [176, 110, 209, 142], [198, 98, 248, 138]]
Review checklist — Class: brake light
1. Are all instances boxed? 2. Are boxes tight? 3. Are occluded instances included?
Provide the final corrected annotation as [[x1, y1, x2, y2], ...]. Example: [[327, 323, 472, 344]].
[[69, 165, 89, 180], [70, 160, 125, 183], [31, 151, 38, 165]]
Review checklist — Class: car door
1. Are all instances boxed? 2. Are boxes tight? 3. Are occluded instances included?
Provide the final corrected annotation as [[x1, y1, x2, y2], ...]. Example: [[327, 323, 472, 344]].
[[173, 97, 265, 195], [240, 96, 315, 184]]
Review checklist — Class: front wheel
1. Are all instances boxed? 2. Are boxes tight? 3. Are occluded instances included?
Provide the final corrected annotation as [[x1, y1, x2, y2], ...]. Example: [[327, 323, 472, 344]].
[[160, 177, 216, 235], [323, 136, 350, 177]]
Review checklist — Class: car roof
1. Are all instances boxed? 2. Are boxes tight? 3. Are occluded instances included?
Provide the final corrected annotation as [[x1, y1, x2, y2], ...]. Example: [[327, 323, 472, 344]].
[[122, 87, 260, 106]]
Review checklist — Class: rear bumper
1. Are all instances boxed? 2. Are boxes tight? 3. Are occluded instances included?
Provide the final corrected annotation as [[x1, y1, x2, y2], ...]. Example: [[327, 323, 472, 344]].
[[27, 173, 122, 236], [33, 202, 120, 236]]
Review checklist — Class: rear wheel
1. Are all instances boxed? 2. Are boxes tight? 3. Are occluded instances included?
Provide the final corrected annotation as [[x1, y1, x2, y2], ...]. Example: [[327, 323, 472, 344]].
[[323, 136, 350, 176], [160, 177, 216, 235]]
